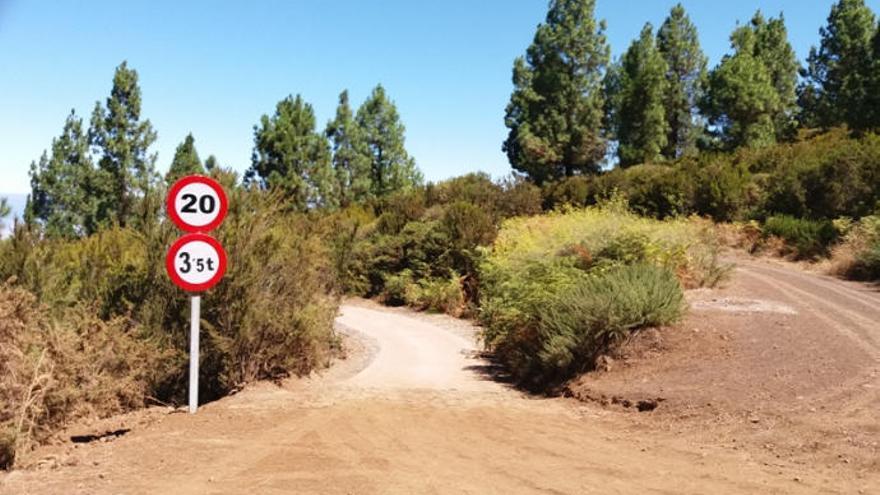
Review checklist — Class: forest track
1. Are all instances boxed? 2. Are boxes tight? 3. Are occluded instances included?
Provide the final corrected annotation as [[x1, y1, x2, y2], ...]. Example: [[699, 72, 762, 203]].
[[2, 260, 879, 494]]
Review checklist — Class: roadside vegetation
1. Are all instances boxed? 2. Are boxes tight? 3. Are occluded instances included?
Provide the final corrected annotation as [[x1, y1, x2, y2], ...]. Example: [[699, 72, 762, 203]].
[[5, 0, 880, 469], [478, 200, 723, 387]]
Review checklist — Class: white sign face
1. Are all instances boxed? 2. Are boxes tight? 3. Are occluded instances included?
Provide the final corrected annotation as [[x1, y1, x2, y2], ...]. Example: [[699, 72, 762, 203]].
[[173, 240, 221, 285], [167, 175, 228, 233], [166, 233, 227, 292], [173, 182, 222, 229]]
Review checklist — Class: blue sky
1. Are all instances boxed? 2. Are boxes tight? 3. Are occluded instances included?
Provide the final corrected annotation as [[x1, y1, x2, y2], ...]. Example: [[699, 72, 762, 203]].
[[1, 0, 878, 197]]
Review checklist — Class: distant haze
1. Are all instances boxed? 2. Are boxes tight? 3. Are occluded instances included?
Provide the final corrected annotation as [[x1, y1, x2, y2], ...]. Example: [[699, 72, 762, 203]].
[[1, 193, 27, 235]]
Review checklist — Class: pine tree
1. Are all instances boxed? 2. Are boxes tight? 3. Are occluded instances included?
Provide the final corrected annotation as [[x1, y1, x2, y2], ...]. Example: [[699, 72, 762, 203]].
[[703, 14, 795, 149], [246, 94, 336, 210], [89, 61, 159, 229], [204, 155, 219, 172], [355, 85, 422, 197], [327, 90, 372, 206], [800, 0, 876, 129], [165, 133, 204, 184], [26, 110, 99, 237], [751, 13, 799, 139], [503, 0, 610, 184], [657, 4, 707, 158], [607, 23, 669, 167]]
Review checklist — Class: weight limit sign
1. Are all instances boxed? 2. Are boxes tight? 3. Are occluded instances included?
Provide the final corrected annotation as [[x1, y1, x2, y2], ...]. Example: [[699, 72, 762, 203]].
[[165, 233, 227, 292]]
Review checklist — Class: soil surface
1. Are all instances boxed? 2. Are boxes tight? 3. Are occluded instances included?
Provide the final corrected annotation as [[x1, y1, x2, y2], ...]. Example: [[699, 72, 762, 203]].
[[2, 256, 878, 494]]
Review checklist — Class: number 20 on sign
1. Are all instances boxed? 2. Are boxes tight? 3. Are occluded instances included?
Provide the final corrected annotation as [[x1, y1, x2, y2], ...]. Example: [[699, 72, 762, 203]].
[[165, 175, 228, 414]]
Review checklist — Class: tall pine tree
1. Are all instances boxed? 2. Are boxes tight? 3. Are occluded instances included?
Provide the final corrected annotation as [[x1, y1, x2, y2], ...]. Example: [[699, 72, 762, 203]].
[[165, 133, 204, 185], [800, 0, 876, 129], [657, 4, 707, 159], [27, 110, 99, 237], [752, 13, 799, 139], [503, 0, 610, 183], [606, 23, 669, 167], [327, 90, 372, 206], [703, 13, 796, 149], [355, 85, 422, 198], [89, 61, 159, 229], [246, 94, 336, 210]]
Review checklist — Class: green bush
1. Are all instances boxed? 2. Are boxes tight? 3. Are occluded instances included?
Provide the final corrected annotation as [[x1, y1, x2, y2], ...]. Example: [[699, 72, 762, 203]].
[[404, 274, 465, 315], [478, 204, 725, 388], [763, 215, 838, 259], [486, 264, 684, 387]]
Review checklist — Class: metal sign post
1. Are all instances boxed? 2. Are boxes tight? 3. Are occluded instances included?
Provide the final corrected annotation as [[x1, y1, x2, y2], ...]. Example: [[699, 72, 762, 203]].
[[189, 296, 201, 414], [165, 175, 228, 415]]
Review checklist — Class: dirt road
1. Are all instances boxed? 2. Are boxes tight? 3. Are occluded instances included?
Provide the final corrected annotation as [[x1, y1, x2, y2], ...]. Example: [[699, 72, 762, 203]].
[[2, 260, 879, 494]]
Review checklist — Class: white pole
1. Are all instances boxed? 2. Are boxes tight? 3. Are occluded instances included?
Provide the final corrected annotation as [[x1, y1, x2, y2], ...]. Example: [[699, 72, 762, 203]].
[[189, 295, 201, 414]]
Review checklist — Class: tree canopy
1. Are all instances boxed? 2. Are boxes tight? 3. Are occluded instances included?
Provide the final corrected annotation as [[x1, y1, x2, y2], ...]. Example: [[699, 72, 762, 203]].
[[503, 0, 610, 183]]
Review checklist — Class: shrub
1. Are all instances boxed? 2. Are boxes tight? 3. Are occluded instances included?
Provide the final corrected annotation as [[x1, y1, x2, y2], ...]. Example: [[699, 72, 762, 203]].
[[0, 188, 341, 413], [763, 215, 838, 259], [404, 274, 465, 316], [830, 215, 880, 280], [0, 284, 168, 469], [485, 264, 684, 387], [479, 204, 724, 388]]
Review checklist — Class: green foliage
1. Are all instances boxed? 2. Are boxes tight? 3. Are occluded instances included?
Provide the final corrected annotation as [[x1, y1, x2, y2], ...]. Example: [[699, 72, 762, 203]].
[[531, 264, 683, 384], [606, 23, 669, 166], [657, 4, 707, 158], [165, 133, 204, 185], [356, 85, 423, 197], [327, 90, 372, 206], [763, 215, 839, 258], [801, 0, 876, 129], [478, 205, 727, 386], [503, 0, 610, 183], [404, 274, 465, 315], [246, 94, 336, 210], [26, 110, 99, 238], [829, 216, 880, 279], [340, 173, 542, 314], [89, 61, 159, 230], [703, 13, 797, 149]]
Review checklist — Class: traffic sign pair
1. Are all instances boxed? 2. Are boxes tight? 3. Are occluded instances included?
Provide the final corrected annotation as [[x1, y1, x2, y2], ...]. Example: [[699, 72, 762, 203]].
[[165, 175, 228, 414], [166, 176, 228, 291]]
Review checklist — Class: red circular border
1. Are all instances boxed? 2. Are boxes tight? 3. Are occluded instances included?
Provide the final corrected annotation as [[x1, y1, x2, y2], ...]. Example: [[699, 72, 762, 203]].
[[166, 175, 228, 233], [165, 233, 228, 292]]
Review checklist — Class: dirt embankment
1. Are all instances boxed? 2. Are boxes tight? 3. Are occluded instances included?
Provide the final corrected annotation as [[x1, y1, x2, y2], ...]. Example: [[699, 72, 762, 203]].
[[2, 258, 879, 494]]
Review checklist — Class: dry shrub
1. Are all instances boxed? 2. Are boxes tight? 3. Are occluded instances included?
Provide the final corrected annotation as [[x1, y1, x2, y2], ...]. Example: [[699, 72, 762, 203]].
[[0, 283, 167, 469], [829, 216, 880, 280], [404, 274, 466, 316], [202, 190, 340, 393]]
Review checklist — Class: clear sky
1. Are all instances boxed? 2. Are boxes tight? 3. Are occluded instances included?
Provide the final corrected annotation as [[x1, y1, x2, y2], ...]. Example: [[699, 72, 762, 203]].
[[1, 0, 878, 195]]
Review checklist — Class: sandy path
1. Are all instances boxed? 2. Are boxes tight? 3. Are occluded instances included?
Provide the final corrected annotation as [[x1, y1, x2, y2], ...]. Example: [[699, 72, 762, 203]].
[[3, 276, 878, 494], [334, 305, 501, 393]]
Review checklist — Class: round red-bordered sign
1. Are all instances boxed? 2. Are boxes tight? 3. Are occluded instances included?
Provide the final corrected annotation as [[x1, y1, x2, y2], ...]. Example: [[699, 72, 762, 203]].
[[166, 233, 228, 292], [167, 175, 228, 233]]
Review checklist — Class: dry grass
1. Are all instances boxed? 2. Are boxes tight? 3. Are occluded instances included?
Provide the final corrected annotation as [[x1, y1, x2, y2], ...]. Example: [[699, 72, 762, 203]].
[[0, 282, 168, 469]]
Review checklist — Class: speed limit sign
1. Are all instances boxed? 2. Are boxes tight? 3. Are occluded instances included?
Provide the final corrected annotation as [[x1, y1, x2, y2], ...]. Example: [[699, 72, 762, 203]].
[[167, 175, 228, 233], [165, 233, 227, 292]]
